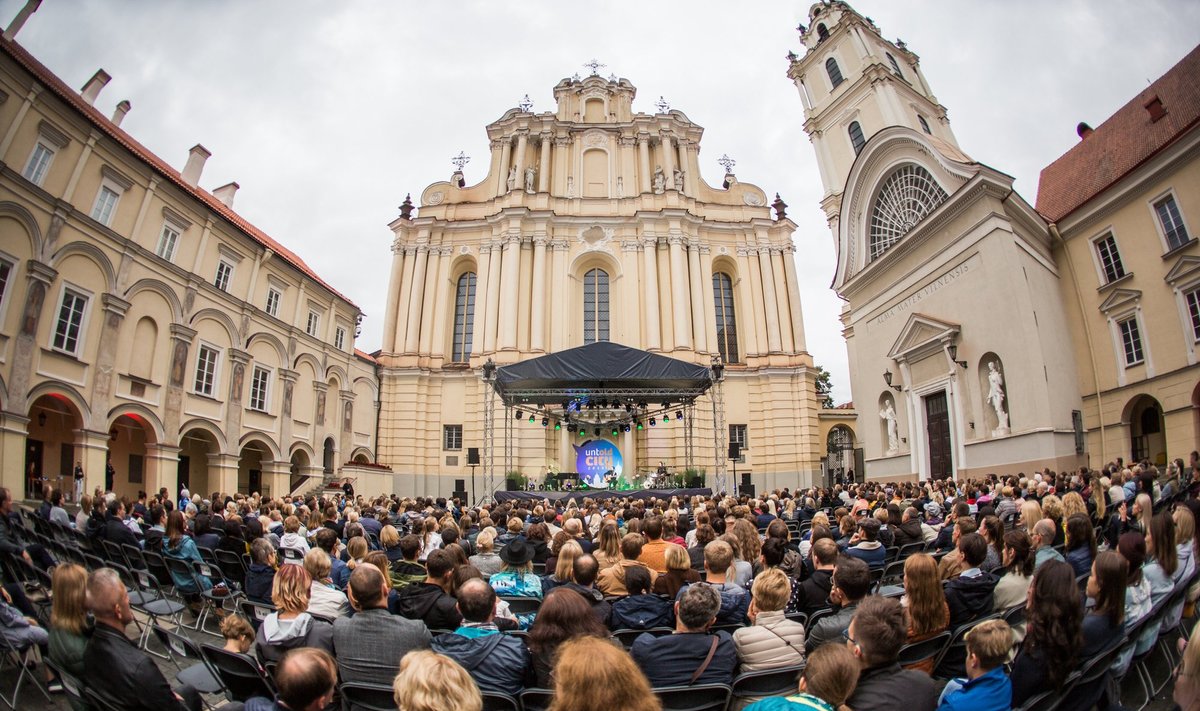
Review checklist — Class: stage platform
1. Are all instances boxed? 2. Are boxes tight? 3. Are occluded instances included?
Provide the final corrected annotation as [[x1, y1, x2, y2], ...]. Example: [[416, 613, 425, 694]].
[[492, 487, 711, 504]]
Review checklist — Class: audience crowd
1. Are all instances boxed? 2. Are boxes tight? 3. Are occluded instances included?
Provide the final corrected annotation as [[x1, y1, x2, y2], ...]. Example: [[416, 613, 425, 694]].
[[4, 453, 1200, 710]]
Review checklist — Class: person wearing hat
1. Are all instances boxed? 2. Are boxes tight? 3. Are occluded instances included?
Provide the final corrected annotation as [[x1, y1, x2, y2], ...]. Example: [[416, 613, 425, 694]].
[[489, 537, 544, 599]]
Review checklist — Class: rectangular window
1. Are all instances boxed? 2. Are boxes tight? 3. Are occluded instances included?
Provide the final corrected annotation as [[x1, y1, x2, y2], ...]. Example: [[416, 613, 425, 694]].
[[307, 311, 321, 337], [156, 223, 180, 262], [22, 143, 54, 186], [249, 366, 271, 412], [194, 344, 220, 396], [91, 186, 120, 226], [52, 288, 88, 355], [1094, 233, 1126, 284], [443, 424, 463, 451], [214, 260, 233, 291], [1118, 317, 1144, 367], [1155, 195, 1190, 251], [334, 326, 346, 351], [730, 424, 748, 462], [265, 287, 281, 317], [1187, 288, 1200, 343]]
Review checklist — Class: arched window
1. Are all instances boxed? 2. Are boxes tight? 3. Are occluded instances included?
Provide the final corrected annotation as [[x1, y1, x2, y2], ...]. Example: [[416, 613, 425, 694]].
[[826, 57, 844, 88], [868, 164, 949, 261], [848, 121, 866, 155], [827, 426, 854, 454], [583, 268, 609, 344], [451, 272, 476, 362], [886, 52, 904, 79], [712, 272, 739, 363], [816, 24, 829, 42], [917, 114, 931, 134]]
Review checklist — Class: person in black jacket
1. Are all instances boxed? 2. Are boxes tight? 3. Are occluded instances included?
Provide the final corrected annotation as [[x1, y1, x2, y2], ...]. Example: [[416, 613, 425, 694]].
[[244, 539, 277, 604], [84, 567, 200, 711], [943, 533, 999, 629], [394, 549, 463, 631], [100, 499, 141, 548], [610, 564, 674, 630], [845, 595, 938, 711], [796, 537, 838, 616], [891, 507, 925, 549]]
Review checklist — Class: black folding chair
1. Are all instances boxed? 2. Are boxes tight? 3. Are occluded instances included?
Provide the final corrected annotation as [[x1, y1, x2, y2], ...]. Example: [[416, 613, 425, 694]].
[[481, 690, 521, 711], [43, 658, 84, 708], [898, 541, 926, 559], [654, 683, 732, 711], [0, 631, 51, 709], [730, 664, 805, 704], [130, 568, 189, 655], [339, 681, 397, 711], [152, 624, 226, 697], [239, 599, 277, 631], [519, 688, 555, 711], [498, 595, 541, 614], [200, 644, 276, 702], [897, 630, 950, 669]]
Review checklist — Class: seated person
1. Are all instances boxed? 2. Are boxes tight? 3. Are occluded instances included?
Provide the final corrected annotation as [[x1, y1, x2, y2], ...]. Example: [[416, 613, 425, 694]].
[[936, 619, 1013, 711], [431, 578, 531, 693], [390, 534, 428, 590], [744, 643, 860, 710], [334, 565, 431, 687], [844, 517, 886, 569], [943, 533, 1000, 629], [304, 548, 350, 619], [254, 564, 334, 665], [597, 533, 658, 597], [735, 568, 806, 672], [395, 549, 463, 631], [674, 540, 749, 626], [245, 647, 338, 711], [845, 596, 938, 711], [805, 555, 870, 652], [610, 564, 674, 631], [244, 539, 277, 604], [631, 583, 738, 687], [796, 537, 838, 617]]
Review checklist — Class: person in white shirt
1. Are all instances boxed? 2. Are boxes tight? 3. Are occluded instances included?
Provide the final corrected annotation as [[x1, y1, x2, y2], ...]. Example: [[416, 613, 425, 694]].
[[304, 548, 351, 619]]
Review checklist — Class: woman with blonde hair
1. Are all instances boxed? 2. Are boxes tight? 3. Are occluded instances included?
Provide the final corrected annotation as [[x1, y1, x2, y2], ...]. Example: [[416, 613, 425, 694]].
[[1041, 494, 1066, 547], [380, 524, 404, 563], [734, 568, 806, 672], [542, 539, 582, 596], [393, 650, 482, 711], [254, 563, 333, 664], [744, 642, 860, 711], [732, 519, 763, 566], [1133, 493, 1153, 534], [652, 543, 701, 598], [548, 636, 661, 711], [419, 516, 442, 562], [49, 562, 88, 704], [468, 529, 504, 577], [901, 553, 949, 673], [1019, 500, 1042, 537], [594, 520, 622, 569], [1061, 491, 1088, 525]]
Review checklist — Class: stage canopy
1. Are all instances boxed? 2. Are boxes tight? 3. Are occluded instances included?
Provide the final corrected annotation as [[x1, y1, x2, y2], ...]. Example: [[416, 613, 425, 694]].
[[492, 341, 714, 405]]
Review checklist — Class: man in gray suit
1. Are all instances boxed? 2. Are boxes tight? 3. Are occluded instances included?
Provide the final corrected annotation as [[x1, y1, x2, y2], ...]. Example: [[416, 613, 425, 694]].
[[333, 565, 431, 691]]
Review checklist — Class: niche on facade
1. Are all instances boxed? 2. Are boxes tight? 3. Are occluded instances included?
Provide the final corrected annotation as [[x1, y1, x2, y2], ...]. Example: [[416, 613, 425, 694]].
[[878, 392, 901, 455], [977, 353, 1010, 437], [582, 149, 609, 198]]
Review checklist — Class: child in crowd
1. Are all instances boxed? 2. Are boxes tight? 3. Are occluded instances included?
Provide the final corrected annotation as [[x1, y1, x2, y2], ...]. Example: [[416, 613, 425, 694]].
[[936, 619, 1013, 711], [744, 643, 860, 710]]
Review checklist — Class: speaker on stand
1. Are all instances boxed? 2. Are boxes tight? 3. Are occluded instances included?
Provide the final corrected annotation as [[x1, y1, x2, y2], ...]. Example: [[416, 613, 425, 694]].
[[741, 472, 754, 500], [466, 448, 480, 504], [728, 442, 741, 496]]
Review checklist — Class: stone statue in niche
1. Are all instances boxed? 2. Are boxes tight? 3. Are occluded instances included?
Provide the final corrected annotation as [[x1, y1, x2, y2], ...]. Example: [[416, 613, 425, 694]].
[[986, 361, 1010, 436], [316, 391, 326, 425], [282, 380, 293, 418], [616, 176, 624, 198], [652, 166, 666, 194], [879, 400, 899, 454], [506, 165, 518, 192], [524, 166, 537, 192], [566, 176, 576, 198], [673, 168, 684, 192]]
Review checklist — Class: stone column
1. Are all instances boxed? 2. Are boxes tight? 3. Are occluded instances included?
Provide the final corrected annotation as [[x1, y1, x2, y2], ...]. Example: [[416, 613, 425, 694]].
[[382, 236, 406, 354], [473, 243, 493, 357], [642, 235, 662, 351], [757, 247, 783, 353], [144, 444, 180, 502], [392, 249, 415, 351], [659, 131, 676, 186], [620, 239, 643, 348], [418, 244, 443, 355], [0, 414, 30, 498], [487, 138, 504, 194], [163, 324, 196, 442], [496, 139, 512, 197], [676, 138, 690, 196], [538, 133, 552, 192], [668, 233, 691, 350], [429, 247, 453, 359], [687, 241, 707, 354], [549, 240, 569, 351], [484, 240, 503, 353], [736, 248, 762, 358], [7, 260, 56, 414], [553, 136, 571, 196], [771, 248, 795, 353], [497, 233, 521, 351], [699, 246, 718, 355], [210, 453, 240, 497], [637, 133, 652, 194], [88, 293, 131, 426], [781, 244, 807, 352], [403, 244, 430, 354], [79, 430, 112, 498], [262, 459, 291, 500], [530, 236, 548, 352], [224, 349, 251, 443]]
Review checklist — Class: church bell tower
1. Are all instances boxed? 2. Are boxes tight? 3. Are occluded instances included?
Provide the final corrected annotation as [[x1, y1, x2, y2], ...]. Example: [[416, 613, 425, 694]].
[[787, 1, 960, 231]]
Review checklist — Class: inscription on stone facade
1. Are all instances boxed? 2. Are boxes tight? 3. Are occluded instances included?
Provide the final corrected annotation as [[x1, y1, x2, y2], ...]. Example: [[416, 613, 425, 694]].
[[869, 256, 977, 328]]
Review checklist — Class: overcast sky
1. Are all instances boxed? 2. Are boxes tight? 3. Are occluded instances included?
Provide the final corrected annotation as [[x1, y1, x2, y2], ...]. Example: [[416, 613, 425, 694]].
[[7, 1, 1199, 403]]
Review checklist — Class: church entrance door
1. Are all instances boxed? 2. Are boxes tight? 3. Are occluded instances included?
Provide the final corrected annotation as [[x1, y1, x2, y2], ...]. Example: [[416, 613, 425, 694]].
[[925, 391, 952, 479]]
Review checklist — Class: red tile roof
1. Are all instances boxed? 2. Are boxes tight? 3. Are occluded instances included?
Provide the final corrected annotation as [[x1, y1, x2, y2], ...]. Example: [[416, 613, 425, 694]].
[[0, 37, 358, 309], [354, 348, 377, 364], [1036, 44, 1200, 223]]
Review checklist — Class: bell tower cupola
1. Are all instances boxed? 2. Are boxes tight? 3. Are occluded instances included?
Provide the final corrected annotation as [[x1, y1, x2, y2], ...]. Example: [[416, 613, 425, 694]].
[[787, 1, 959, 225]]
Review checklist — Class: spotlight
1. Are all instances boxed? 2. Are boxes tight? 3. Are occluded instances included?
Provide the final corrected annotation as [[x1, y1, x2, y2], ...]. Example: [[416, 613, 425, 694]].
[[594, 427, 601, 436], [663, 414, 670, 423], [623, 424, 631, 433], [528, 414, 535, 424], [650, 417, 657, 427], [636, 420, 643, 431], [579, 428, 586, 437], [554, 421, 561, 431], [567, 423, 576, 434], [515, 410, 523, 420], [676, 409, 683, 420], [624, 403, 632, 412], [541, 417, 549, 427], [611, 427, 618, 436]]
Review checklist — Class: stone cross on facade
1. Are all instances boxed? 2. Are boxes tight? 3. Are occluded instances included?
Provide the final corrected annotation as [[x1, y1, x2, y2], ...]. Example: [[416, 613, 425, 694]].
[[717, 154, 737, 174], [583, 58, 606, 76], [518, 94, 533, 112], [451, 151, 471, 171], [656, 96, 670, 113]]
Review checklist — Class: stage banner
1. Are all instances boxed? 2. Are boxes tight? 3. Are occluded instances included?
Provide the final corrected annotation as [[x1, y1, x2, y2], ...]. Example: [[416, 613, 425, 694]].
[[573, 439, 623, 488]]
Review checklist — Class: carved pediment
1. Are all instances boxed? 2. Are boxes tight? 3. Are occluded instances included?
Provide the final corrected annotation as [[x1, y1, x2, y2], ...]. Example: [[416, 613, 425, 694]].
[[887, 313, 960, 361], [1098, 288, 1142, 315], [1164, 255, 1200, 287]]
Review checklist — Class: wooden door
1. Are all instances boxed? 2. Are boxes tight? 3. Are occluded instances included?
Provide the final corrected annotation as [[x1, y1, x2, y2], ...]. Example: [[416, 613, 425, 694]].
[[925, 391, 952, 479]]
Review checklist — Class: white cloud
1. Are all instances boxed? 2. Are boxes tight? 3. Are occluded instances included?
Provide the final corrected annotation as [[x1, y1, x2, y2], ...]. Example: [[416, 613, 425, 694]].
[[8, 0, 1198, 404]]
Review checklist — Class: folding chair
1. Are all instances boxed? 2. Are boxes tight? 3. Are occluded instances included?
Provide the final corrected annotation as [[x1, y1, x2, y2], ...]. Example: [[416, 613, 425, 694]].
[[898, 541, 926, 559], [214, 549, 249, 589], [340, 681, 398, 711], [279, 547, 305, 565], [130, 567, 189, 654], [43, 658, 84, 708], [200, 644, 276, 703], [898, 630, 950, 669], [654, 683, 733, 711], [519, 688, 555, 711], [163, 556, 219, 634], [730, 664, 805, 705], [498, 595, 541, 614], [481, 690, 521, 711], [151, 624, 226, 698], [239, 599, 277, 631], [0, 631, 51, 709]]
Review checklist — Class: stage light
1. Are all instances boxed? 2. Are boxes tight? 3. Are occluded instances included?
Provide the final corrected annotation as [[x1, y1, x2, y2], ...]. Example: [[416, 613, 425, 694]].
[[567, 423, 575, 434], [676, 409, 683, 420], [528, 414, 535, 423], [541, 417, 549, 427], [515, 410, 522, 420], [623, 424, 631, 433], [636, 420, 643, 431], [554, 421, 561, 431], [579, 428, 586, 437], [611, 427, 618, 436], [594, 427, 601, 436], [650, 417, 656, 427], [663, 413, 670, 422], [624, 403, 632, 412]]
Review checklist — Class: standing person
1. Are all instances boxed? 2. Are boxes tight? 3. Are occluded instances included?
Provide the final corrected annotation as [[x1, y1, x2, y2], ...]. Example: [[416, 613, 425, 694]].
[[72, 462, 84, 505]]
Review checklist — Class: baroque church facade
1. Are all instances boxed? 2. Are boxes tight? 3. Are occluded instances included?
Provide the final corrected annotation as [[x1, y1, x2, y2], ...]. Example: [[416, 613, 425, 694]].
[[376, 73, 823, 497], [791, 1, 1200, 480]]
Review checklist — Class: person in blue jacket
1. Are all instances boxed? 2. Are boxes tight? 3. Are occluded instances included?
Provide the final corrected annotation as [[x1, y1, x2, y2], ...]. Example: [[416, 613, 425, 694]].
[[936, 618, 1013, 711]]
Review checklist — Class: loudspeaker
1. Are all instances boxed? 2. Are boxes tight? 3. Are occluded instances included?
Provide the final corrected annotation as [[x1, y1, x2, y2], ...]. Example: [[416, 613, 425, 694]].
[[687, 474, 704, 488], [728, 442, 741, 460], [741, 472, 751, 488], [467, 448, 480, 465], [742, 484, 755, 498], [452, 490, 468, 501], [455, 479, 466, 491], [505, 478, 518, 491]]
